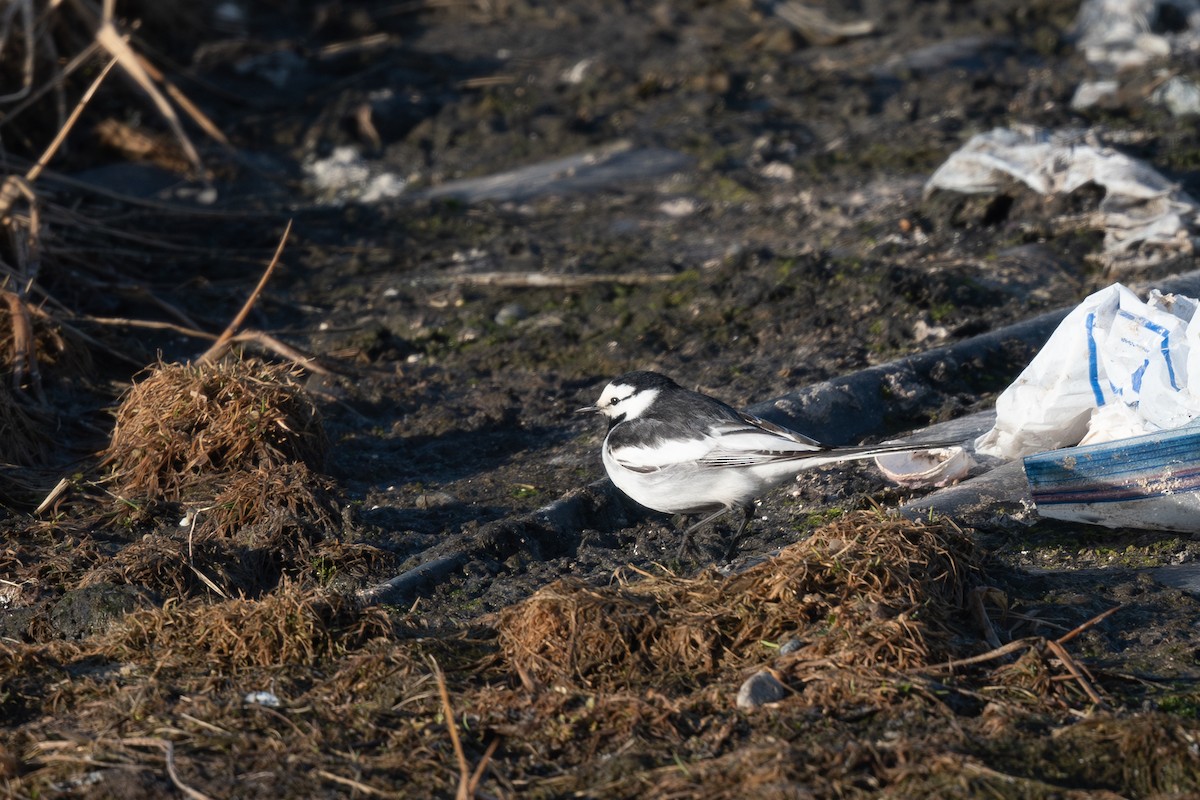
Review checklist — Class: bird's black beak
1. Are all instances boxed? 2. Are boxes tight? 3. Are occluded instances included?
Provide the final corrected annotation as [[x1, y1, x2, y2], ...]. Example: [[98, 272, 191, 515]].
[[575, 404, 599, 414]]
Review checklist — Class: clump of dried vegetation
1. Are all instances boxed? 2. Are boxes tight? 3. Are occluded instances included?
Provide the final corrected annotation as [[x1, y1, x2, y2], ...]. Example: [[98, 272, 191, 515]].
[[498, 513, 976, 693], [64, 357, 341, 598], [103, 358, 327, 501], [3, 513, 1199, 799]]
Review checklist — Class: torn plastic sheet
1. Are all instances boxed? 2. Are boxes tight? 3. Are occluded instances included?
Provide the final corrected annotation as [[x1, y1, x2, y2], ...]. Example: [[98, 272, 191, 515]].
[[1071, 0, 1200, 71], [1024, 423, 1200, 531], [975, 282, 1200, 530], [976, 282, 1200, 460], [926, 126, 1200, 271]]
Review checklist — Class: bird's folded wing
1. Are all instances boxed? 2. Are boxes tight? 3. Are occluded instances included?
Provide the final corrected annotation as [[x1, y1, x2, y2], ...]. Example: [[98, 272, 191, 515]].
[[691, 417, 829, 467], [608, 411, 828, 471], [607, 436, 715, 471]]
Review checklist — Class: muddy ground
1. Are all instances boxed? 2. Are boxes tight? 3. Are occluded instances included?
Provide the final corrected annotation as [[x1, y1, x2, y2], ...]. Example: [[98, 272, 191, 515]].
[[4, 0, 1200, 797]]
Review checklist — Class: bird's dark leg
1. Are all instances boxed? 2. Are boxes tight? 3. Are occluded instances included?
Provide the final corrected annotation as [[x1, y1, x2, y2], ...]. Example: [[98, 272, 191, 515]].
[[677, 506, 732, 559], [722, 504, 755, 561]]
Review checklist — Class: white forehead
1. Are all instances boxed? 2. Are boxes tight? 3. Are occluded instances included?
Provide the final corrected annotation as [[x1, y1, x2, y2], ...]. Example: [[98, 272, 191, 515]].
[[597, 381, 659, 419], [598, 381, 635, 404]]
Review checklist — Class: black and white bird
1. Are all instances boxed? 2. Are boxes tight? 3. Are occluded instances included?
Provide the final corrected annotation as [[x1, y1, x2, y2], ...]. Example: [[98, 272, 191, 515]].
[[577, 371, 959, 554]]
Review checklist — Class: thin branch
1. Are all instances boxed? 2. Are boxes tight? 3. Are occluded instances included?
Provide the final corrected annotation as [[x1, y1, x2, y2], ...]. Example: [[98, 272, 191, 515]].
[[1057, 605, 1120, 645], [429, 656, 473, 800], [118, 738, 211, 800], [23, 56, 120, 188], [199, 220, 292, 364], [1046, 639, 1106, 708], [930, 638, 1037, 673]]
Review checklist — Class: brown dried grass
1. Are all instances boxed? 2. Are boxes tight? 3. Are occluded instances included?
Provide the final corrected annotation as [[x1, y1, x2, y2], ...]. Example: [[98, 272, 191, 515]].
[[103, 358, 328, 502], [202, 461, 340, 539], [76, 466, 343, 599], [6, 511, 1200, 799], [497, 512, 980, 691], [94, 583, 394, 671]]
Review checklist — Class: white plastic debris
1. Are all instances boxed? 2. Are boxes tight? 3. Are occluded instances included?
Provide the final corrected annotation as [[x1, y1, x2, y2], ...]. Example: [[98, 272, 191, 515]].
[[926, 126, 1200, 271], [303, 146, 408, 205], [560, 57, 595, 85], [976, 282, 1200, 460], [875, 446, 973, 488], [243, 690, 282, 707], [1070, 79, 1120, 110], [1152, 75, 1200, 117], [1071, 0, 1200, 71]]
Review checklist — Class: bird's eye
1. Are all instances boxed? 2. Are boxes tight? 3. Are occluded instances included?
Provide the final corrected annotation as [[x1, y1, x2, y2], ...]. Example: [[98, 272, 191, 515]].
[[609, 397, 621, 406]]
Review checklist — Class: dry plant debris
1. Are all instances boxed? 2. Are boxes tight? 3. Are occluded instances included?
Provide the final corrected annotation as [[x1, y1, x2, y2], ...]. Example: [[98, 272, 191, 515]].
[[497, 512, 979, 692], [2, 514, 1200, 799], [74, 463, 354, 599], [103, 357, 328, 502], [96, 584, 394, 671]]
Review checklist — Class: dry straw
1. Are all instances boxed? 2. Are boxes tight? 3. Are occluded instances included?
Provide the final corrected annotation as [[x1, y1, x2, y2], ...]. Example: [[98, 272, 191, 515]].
[[498, 512, 980, 691], [103, 358, 328, 503], [95, 584, 394, 671]]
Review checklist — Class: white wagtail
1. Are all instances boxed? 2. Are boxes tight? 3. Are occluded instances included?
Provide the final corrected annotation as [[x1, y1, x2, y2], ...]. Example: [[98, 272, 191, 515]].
[[577, 371, 960, 555]]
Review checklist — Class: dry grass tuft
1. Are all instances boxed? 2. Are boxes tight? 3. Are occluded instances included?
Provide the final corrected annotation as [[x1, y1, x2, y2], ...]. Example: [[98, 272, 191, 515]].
[[104, 358, 328, 502], [95, 584, 394, 671], [498, 512, 980, 691], [77, 465, 343, 599], [200, 460, 341, 541]]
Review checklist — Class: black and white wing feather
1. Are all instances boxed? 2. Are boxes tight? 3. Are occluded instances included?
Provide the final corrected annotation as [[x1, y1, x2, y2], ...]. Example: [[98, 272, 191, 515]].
[[694, 411, 831, 468]]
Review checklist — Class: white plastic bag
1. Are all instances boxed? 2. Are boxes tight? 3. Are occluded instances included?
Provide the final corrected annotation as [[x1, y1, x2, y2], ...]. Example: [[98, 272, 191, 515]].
[[975, 283, 1200, 459], [925, 126, 1200, 271]]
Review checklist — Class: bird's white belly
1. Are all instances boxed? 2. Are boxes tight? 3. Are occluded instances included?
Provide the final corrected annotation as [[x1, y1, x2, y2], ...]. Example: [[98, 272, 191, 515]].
[[603, 444, 773, 513]]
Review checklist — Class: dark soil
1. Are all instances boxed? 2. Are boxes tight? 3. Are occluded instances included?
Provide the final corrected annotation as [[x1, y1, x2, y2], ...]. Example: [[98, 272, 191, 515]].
[[4, 0, 1200, 797]]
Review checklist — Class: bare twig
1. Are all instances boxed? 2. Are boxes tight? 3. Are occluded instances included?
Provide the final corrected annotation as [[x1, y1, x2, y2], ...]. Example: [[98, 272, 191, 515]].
[[129, 50, 230, 147], [430, 656, 474, 800], [1057, 605, 1120, 645], [84, 316, 216, 341], [468, 737, 500, 796], [316, 769, 399, 797], [969, 586, 1004, 650], [66, 0, 205, 175], [225, 330, 331, 375], [22, 56, 120, 189], [34, 477, 70, 515], [199, 220, 292, 364], [2, 288, 39, 397], [119, 738, 212, 800], [1045, 639, 1106, 708], [931, 638, 1037, 673]]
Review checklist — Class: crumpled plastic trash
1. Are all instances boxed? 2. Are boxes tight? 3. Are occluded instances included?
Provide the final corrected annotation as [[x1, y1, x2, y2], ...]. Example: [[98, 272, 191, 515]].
[[1071, 0, 1200, 71], [1023, 418, 1200, 531], [304, 146, 408, 205], [976, 282, 1200, 459], [874, 446, 973, 488], [926, 126, 1200, 271]]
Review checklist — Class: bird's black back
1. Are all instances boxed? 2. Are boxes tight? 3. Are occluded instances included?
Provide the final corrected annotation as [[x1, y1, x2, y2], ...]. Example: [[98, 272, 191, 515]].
[[606, 372, 743, 448]]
